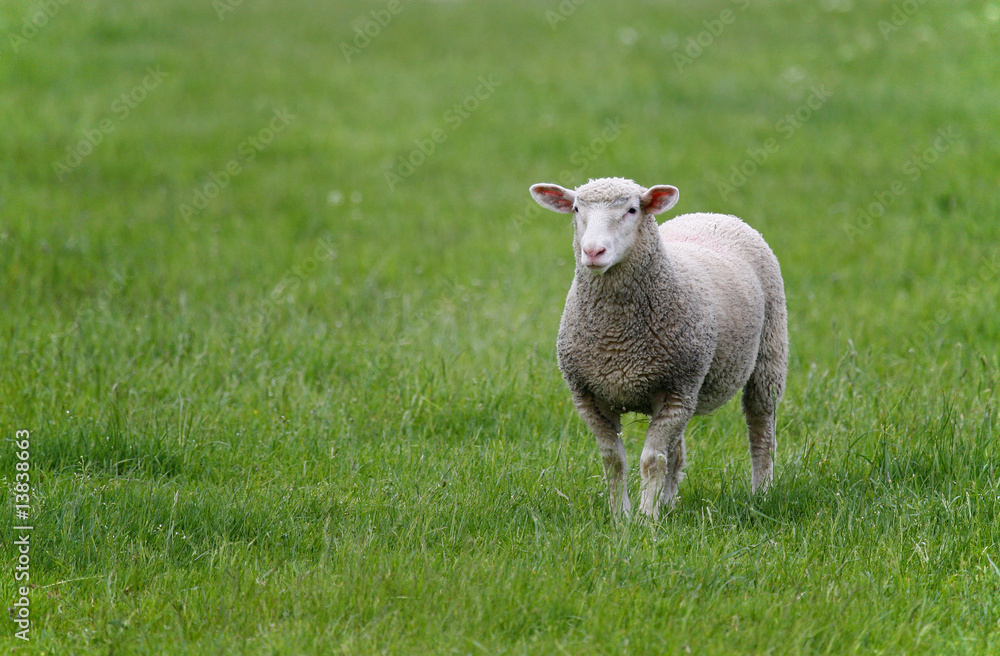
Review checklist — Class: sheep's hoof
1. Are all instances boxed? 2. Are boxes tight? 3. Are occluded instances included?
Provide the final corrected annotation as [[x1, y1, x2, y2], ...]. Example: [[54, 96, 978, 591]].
[[637, 497, 660, 521], [611, 510, 631, 525], [751, 470, 773, 494], [610, 498, 632, 522]]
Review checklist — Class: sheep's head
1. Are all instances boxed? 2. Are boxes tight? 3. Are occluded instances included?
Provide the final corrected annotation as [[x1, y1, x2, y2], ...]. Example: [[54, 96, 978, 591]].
[[530, 177, 679, 275]]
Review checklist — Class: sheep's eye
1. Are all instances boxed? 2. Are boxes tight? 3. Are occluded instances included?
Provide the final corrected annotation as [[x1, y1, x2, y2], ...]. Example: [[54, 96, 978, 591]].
[[627, 207, 638, 215], [572, 206, 578, 213]]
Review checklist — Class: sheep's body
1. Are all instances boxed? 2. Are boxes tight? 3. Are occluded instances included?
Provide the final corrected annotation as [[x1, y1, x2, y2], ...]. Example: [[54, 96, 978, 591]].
[[530, 178, 787, 519], [559, 212, 777, 416]]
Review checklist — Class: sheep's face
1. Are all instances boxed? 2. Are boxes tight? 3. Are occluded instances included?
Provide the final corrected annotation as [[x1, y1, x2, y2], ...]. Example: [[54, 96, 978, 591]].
[[530, 180, 679, 275], [571, 198, 645, 274]]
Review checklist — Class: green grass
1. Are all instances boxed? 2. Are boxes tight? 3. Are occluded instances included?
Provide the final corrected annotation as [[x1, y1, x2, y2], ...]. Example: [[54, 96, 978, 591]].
[[2, 0, 1000, 653]]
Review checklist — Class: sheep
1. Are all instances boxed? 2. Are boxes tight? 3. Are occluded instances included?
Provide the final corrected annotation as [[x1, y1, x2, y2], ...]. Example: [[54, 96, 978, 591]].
[[529, 177, 787, 520]]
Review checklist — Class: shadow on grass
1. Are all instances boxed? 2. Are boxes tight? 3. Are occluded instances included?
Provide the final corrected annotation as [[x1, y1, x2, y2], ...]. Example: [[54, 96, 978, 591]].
[[673, 428, 999, 532], [19, 390, 197, 478], [36, 420, 186, 478]]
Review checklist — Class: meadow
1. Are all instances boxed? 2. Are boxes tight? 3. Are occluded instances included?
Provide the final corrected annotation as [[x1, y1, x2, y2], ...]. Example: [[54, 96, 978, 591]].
[[2, 0, 999, 653]]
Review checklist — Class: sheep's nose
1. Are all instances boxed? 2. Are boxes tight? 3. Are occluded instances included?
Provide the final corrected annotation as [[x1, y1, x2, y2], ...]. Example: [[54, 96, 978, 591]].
[[583, 246, 606, 259]]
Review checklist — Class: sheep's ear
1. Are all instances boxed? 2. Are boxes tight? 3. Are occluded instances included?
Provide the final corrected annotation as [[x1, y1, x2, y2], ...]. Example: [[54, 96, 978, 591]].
[[641, 185, 679, 215], [530, 183, 576, 214]]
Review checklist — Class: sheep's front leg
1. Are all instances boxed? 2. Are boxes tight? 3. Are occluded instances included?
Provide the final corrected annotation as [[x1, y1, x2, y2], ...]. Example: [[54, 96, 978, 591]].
[[572, 392, 629, 519], [639, 393, 694, 519]]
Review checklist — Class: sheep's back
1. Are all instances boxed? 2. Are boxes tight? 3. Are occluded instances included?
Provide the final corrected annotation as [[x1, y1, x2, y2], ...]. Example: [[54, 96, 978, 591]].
[[659, 213, 777, 271]]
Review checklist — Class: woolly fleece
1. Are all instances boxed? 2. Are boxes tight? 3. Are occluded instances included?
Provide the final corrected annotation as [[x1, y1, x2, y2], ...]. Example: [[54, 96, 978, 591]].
[[533, 177, 788, 519]]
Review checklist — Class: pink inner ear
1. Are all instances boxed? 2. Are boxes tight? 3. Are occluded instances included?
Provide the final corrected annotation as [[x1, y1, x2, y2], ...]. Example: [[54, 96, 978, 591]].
[[646, 187, 677, 212], [538, 188, 573, 209]]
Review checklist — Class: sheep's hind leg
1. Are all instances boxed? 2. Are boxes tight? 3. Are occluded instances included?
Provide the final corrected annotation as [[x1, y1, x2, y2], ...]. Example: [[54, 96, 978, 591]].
[[744, 291, 787, 494], [573, 393, 630, 519], [639, 393, 694, 520], [742, 369, 781, 493], [745, 412, 775, 492]]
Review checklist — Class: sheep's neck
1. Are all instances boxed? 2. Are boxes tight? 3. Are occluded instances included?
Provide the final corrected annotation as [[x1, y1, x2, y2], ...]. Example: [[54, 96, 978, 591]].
[[577, 225, 674, 312]]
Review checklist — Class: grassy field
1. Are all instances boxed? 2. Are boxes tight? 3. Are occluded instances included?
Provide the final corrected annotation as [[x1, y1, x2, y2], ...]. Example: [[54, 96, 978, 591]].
[[2, 0, 1000, 653]]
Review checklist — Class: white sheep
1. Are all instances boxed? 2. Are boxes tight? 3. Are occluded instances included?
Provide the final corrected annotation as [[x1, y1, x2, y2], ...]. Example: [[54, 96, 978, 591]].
[[529, 177, 787, 520]]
